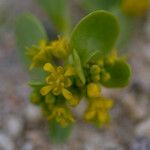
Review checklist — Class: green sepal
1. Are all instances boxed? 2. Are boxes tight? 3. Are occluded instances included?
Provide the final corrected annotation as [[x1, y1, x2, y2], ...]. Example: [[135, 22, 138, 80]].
[[28, 81, 44, 88], [72, 49, 86, 84], [48, 119, 73, 144], [101, 59, 131, 88], [70, 10, 119, 65]]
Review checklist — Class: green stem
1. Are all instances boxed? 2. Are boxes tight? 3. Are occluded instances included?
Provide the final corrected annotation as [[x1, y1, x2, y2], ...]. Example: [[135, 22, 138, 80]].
[[48, 119, 73, 144]]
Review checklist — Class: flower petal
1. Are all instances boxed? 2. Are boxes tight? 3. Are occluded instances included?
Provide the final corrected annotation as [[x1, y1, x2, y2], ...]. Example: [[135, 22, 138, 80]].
[[40, 85, 52, 95], [62, 88, 79, 106], [64, 66, 75, 76], [43, 63, 55, 73], [84, 109, 96, 121], [97, 111, 110, 125], [62, 88, 73, 100], [64, 78, 72, 87], [87, 83, 101, 98], [56, 66, 64, 74]]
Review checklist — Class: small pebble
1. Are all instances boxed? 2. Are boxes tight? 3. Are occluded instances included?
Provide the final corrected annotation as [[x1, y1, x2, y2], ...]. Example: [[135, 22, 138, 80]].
[[21, 142, 33, 150], [0, 133, 15, 150], [122, 94, 148, 121], [5, 115, 23, 137], [130, 137, 150, 150], [24, 104, 42, 123], [135, 119, 150, 138]]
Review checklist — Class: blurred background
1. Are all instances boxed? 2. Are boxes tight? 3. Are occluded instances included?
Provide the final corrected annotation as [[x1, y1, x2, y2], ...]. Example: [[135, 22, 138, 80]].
[[0, 0, 150, 150]]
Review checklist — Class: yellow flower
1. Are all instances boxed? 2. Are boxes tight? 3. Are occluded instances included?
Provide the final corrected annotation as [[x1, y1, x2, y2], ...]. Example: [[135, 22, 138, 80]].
[[87, 83, 101, 98], [101, 71, 111, 82], [40, 63, 79, 106], [47, 106, 75, 127], [49, 37, 70, 59], [90, 65, 101, 74], [122, 0, 150, 16], [27, 40, 52, 70], [84, 96, 113, 126], [105, 50, 118, 66]]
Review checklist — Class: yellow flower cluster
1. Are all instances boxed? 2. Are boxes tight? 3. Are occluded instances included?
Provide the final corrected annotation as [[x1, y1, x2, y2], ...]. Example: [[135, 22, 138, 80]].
[[40, 63, 79, 106], [85, 55, 114, 83], [27, 37, 70, 70], [85, 82, 113, 126], [27, 40, 52, 70], [28, 38, 117, 127], [49, 37, 70, 59], [122, 0, 150, 16], [46, 106, 75, 127], [84, 96, 113, 126], [82, 51, 119, 126]]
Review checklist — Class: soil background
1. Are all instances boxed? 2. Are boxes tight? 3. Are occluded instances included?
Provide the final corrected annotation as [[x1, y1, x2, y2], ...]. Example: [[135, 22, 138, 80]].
[[0, 0, 150, 150]]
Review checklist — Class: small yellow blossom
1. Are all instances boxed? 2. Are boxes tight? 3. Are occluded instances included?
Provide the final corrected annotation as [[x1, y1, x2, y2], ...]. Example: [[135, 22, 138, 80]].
[[105, 50, 118, 65], [40, 63, 79, 106], [87, 83, 101, 98], [27, 40, 52, 70], [49, 37, 70, 59], [84, 96, 113, 126], [86, 63, 101, 82], [101, 71, 111, 82], [122, 0, 150, 16], [90, 65, 101, 74], [47, 106, 75, 127], [62, 89, 79, 106]]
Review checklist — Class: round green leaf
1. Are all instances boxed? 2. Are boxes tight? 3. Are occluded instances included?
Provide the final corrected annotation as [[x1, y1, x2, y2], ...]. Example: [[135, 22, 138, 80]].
[[101, 59, 131, 88], [15, 13, 47, 79], [70, 10, 119, 65], [15, 13, 47, 52]]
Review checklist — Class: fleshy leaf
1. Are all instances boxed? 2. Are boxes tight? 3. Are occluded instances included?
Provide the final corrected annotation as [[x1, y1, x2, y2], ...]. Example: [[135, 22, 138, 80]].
[[15, 13, 47, 54], [101, 59, 131, 88], [72, 49, 86, 84], [15, 13, 47, 79], [37, 0, 71, 33], [70, 10, 119, 65], [82, 0, 121, 12]]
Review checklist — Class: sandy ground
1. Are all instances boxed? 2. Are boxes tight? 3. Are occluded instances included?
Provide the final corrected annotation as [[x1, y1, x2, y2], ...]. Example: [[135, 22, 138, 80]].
[[0, 0, 150, 150]]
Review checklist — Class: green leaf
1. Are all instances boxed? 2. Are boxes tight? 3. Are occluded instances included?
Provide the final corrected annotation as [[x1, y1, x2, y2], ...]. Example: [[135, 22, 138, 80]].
[[101, 59, 131, 88], [111, 8, 135, 49], [49, 119, 73, 144], [37, 0, 71, 33], [82, 0, 121, 12], [15, 13, 47, 54], [70, 10, 119, 65], [72, 49, 86, 84], [15, 13, 47, 79]]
